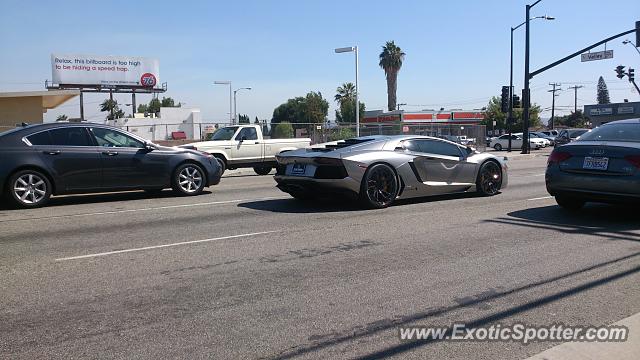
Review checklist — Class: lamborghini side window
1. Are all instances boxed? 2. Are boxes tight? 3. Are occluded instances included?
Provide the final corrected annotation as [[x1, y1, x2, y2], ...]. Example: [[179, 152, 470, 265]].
[[416, 140, 462, 157], [403, 140, 420, 152]]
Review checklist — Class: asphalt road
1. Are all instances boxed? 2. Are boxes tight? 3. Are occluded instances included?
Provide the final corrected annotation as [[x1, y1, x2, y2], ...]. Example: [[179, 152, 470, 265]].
[[1, 154, 639, 359]]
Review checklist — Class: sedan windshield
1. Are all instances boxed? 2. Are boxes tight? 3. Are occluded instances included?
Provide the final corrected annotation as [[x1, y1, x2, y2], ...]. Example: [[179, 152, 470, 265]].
[[211, 126, 238, 140], [578, 124, 640, 143]]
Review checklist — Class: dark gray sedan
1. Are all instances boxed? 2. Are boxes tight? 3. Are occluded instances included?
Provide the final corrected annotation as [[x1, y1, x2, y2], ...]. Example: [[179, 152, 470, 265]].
[[546, 119, 640, 210], [0, 123, 222, 208]]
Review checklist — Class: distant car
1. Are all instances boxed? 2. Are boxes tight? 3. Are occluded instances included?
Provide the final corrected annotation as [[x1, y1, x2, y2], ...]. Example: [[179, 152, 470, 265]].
[[0, 123, 222, 208], [554, 128, 589, 148], [274, 135, 508, 209], [530, 131, 555, 146], [489, 134, 544, 151], [546, 119, 640, 210], [542, 130, 559, 137]]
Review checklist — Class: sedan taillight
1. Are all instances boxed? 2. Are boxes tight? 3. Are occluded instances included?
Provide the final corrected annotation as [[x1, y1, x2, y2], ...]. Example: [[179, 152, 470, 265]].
[[547, 151, 571, 166], [624, 155, 640, 168]]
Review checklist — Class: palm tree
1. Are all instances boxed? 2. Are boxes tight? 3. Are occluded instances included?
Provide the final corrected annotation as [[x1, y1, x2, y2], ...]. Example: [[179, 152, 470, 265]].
[[379, 41, 405, 111], [334, 82, 356, 104]]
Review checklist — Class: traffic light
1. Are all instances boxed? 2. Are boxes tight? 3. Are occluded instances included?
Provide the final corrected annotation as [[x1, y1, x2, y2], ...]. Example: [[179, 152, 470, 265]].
[[629, 68, 635, 83], [500, 86, 509, 113], [615, 65, 626, 79], [512, 95, 521, 108]]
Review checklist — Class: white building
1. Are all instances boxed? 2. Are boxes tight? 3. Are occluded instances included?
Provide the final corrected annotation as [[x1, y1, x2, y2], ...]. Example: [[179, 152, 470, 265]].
[[107, 107, 206, 141]]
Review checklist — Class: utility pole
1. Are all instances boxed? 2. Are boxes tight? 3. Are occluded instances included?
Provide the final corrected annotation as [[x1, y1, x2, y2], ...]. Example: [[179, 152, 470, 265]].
[[548, 83, 561, 129], [567, 85, 584, 113]]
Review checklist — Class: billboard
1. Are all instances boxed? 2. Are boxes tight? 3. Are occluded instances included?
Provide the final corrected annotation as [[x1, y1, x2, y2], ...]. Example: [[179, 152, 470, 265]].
[[51, 53, 160, 88]]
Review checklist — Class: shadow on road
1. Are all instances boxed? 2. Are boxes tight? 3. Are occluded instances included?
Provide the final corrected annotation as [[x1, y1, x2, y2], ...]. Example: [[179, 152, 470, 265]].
[[486, 204, 640, 243], [266, 250, 640, 359], [238, 192, 484, 214], [0, 190, 213, 210], [238, 198, 362, 214]]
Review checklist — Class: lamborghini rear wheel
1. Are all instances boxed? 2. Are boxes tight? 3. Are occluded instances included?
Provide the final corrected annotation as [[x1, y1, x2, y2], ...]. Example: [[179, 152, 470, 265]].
[[360, 163, 399, 209]]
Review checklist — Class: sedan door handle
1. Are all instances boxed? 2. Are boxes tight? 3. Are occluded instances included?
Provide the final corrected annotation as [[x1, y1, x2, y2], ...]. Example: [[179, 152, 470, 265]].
[[43, 150, 61, 155], [102, 151, 118, 156]]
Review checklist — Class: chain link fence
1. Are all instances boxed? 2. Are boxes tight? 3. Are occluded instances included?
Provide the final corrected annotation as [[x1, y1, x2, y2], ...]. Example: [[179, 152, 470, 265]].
[[1, 121, 486, 151]]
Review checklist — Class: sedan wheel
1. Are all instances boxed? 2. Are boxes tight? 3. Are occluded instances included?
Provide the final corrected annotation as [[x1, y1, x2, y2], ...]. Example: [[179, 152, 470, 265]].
[[360, 164, 398, 209], [493, 143, 502, 151], [7, 170, 52, 208], [173, 163, 206, 196], [476, 161, 502, 196]]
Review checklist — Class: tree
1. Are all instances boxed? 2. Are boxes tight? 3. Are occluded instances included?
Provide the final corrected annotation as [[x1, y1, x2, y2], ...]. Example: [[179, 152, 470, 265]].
[[56, 114, 68, 122], [271, 91, 329, 131], [483, 96, 542, 131], [555, 110, 590, 128], [334, 82, 356, 103], [161, 97, 181, 107], [336, 100, 365, 125], [379, 41, 405, 111], [137, 104, 149, 114], [597, 76, 611, 104], [99, 99, 125, 120], [148, 98, 161, 115], [272, 122, 294, 138], [334, 82, 365, 125], [238, 114, 250, 124], [254, 116, 260, 125]]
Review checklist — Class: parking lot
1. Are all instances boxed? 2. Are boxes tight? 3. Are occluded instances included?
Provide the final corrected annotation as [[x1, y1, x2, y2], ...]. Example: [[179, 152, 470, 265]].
[[1, 153, 639, 359]]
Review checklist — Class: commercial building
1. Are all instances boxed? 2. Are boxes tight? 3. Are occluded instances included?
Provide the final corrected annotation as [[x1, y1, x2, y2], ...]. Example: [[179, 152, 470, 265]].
[[363, 109, 485, 125], [0, 90, 79, 129], [584, 101, 640, 127]]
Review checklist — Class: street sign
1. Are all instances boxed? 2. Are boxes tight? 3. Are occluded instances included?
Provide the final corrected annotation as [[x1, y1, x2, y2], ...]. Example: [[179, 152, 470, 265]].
[[581, 50, 613, 62]]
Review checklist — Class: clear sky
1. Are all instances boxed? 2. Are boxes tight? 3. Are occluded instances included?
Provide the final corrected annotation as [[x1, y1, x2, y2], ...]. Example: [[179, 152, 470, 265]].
[[0, 0, 638, 124]]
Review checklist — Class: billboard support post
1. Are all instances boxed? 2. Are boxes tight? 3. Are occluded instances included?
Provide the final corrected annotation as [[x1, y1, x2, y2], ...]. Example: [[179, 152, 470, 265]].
[[132, 90, 136, 117], [79, 91, 85, 122], [109, 91, 114, 120]]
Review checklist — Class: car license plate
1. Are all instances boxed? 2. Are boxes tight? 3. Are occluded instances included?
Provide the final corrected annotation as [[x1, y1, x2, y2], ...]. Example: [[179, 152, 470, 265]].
[[583, 157, 609, 171], [291, 163, 306, 175]]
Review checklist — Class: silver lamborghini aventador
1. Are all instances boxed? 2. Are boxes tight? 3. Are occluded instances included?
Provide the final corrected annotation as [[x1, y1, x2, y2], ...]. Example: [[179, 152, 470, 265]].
[[274, 135, 508, 208]]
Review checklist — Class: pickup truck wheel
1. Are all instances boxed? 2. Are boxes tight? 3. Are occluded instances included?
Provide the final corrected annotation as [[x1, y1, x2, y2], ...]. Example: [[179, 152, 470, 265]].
[[214, 156, 226, 176], [253, 166, 272, 176]]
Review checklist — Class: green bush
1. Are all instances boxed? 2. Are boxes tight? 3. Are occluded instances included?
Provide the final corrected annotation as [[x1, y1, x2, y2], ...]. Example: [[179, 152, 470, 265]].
[[272, 122, 294, 139], [328, 127, 356, 141]]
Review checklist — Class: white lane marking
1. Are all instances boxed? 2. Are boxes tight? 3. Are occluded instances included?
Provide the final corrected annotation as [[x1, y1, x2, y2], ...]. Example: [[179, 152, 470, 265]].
[[55, 231, 278, 261], [1, 197, 285, 222], [511, 173, 546, 179], [527, 196, 553, 201]]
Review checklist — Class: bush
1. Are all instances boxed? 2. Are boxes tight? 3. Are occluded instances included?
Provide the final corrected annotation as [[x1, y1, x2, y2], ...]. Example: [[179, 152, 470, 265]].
[[272, 122, 294, 139], [328, 127, 356, 141]]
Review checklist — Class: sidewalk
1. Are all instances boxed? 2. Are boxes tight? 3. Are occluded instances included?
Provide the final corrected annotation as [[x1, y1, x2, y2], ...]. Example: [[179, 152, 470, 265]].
[[524, 312, 640, 360], [485, 147, 552, 161]]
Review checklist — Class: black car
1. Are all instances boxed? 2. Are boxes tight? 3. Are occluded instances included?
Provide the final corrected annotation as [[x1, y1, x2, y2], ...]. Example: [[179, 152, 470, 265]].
[[0, 123, 222, 208], [554, 128, 589, 148]]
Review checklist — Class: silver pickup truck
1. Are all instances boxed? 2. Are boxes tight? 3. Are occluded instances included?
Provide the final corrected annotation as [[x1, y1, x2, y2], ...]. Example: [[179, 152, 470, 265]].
[[185, 125, 311, 175]]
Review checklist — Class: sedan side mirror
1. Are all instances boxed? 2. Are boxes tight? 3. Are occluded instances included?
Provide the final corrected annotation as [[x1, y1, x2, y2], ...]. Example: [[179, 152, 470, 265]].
[[144, 142, 156, 151]]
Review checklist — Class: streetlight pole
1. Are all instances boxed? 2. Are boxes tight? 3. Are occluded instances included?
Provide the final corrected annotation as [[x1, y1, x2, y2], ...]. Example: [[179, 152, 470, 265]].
[[214, 81, 233, 124], [233, 87, 252, 124], [335, 46, 360, 137], [509, 15, 554, 151], [522, 0, 545, 154], [622, 39, 640, 56]]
